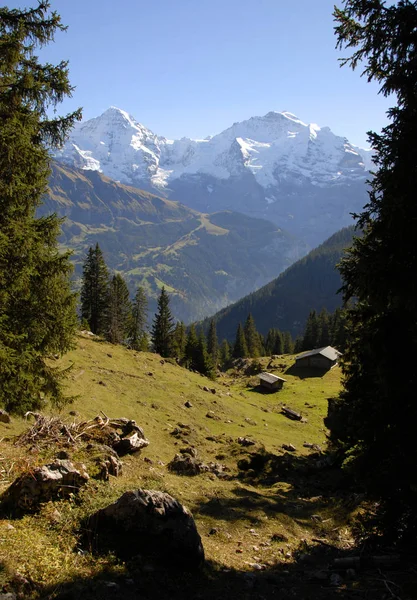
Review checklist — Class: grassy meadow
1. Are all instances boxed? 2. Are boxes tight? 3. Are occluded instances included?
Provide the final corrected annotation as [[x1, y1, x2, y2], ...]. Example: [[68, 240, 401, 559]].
[[1, 333, 407, 600]]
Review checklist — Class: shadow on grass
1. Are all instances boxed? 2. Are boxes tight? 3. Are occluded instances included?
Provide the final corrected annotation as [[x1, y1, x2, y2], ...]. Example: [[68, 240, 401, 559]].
[[31, 544, 417, 600], [246, 384, 284, 395], [284, 364, 329, 379]]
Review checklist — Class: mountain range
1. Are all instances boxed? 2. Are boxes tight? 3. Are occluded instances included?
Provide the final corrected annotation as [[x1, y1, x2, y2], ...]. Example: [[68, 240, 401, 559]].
[[43, 163, 305, 322], [56, 107, 372, 247]]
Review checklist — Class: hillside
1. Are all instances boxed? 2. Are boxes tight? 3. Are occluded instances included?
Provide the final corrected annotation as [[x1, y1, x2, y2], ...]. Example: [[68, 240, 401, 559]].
[[0, 334, 410, 600], [200, 226, 355, 340], [42, 163, 305, 322]]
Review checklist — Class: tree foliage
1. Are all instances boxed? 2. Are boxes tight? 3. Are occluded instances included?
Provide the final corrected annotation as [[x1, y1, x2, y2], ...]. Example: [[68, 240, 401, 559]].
[[151, 287, 175, 358], [80, 243, 109, 335], [129, 286, 148, 351], [0, 2, 81, 414], [233, 323, 248, 358], [330, 0, 417, 544], [106, 274, 131, 344]]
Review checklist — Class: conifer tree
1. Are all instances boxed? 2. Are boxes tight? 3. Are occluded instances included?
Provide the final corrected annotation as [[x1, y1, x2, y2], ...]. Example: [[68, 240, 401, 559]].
[[106, 274, 131, 344], [265, 329, 276, 355], [129, 286, 148, 351], [80, 243, 109, 335], [219, 339, 231, 367], [233, 323, 249, 358], [151, 287, 174, 357], [172, 321, 187, 361], [317, 308, 331, 347], [185, 324, 199, 369], [302, 310, 320, 350], [282, 331, 294, 354], [0, 2, 81, 414], [330, 0, 417, 543], [195, 331, 215, 379], [273, 330, 284, 355], [244, 314, 260, 357], [207, 319, 218, 368]]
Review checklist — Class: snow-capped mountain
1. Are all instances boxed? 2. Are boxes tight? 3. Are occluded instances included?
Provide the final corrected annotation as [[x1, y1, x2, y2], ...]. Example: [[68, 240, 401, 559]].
[[56, 107, 373, 246]]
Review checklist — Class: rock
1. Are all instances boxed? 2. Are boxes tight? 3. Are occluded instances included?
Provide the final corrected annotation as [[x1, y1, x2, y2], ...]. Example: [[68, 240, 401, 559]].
[[169, 454, 202, 476], [210, 388, 216, 394], [1, 459, 89, 513], [209, 528, 219, 535], [0, 409, 11, 423], [0, 593, 17, 600], [203, 386, 210, 392], [245, 417, 257, 426], [206, 411, 220, 420], [113, 432, 149, 457], [330, 573, 343, 587], [237, 437, 255, 447], [85, 489, 204, 569], [282, 443, 296, 452], [180, 447, 198, 458], [69, 410, 78, 416], [184, 401, 193, 408], [168, 453, 229, 478]]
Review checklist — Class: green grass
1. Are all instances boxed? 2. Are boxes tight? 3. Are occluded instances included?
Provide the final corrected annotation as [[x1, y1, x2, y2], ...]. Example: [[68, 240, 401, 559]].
[[0, 334, 362, 599]]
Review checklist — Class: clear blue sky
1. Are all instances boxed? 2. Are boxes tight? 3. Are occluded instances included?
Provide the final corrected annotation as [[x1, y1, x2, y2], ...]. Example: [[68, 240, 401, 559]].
[[11, 0, 393, 147]]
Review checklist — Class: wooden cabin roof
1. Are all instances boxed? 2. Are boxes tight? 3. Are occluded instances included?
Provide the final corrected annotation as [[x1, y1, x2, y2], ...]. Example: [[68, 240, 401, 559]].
[[259, 372, 286, 384], [295, 346, 341, 362]]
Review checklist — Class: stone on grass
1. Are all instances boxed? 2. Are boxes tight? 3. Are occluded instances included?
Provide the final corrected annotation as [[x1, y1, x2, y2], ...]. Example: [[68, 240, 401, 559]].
[[0, 410, 11, 423], [1, 459, 89, 513], [85, 489, 204, 570]]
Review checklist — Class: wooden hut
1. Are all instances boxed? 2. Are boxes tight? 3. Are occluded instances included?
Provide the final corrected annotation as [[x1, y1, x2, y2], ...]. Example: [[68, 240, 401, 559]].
[[295, 346, 341, 370], [259, 372, 286, 392]]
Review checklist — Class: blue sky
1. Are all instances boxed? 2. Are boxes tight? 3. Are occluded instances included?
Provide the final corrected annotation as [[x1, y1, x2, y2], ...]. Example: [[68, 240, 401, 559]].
[[14, 0, 392, 146]]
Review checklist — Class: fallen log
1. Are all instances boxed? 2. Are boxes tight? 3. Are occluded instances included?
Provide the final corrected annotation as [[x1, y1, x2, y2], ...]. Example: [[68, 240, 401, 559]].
[[281, 406, 302, 421], [333, 555, 401, 569]]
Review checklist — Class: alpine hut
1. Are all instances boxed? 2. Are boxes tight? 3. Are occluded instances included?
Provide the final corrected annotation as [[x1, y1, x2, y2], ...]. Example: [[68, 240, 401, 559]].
[[295, 346, 341, 370], [259, 372, 286, 392]]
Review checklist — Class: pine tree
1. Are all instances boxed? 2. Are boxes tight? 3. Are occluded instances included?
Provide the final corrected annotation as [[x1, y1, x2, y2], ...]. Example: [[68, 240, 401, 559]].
[[265, 329, 276, 355], [80, 243, 109, 335], [273, 330, 284, 355], [330, 0, 417, 543], [233, 323, 249, 358], [185, 324, 199, 369], [151, 287, 175, 357], [106, 274, 131, 344], [129, 286, 148, 351], [302, 310, 319, 350], [0, 2, 81, 414], [317, 308, 331, 347], [172, 321, 187, 361], [244, 313, 260, 357], [282, 331, 294, 354], [195, 331, 215, 379], [207, 319, 218, 368], [219, 339, 231, 367]]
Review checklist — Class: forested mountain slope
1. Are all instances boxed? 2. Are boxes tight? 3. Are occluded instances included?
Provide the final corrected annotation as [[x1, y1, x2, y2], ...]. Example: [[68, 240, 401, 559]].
[[200, 226, 355, 340]]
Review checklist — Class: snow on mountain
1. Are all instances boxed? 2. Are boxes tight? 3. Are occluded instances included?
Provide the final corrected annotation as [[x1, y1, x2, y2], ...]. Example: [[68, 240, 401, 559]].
[[56, 107, 373, 246]]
